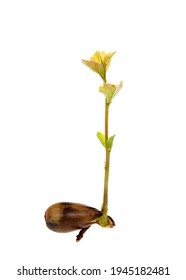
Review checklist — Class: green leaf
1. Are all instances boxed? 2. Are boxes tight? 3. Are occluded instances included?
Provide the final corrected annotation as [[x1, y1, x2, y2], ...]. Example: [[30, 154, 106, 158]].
[[107, 135, 116, 151], [97, 132, 105, 147], [81, 51, 116, 82], [99, 81, 123, 103]]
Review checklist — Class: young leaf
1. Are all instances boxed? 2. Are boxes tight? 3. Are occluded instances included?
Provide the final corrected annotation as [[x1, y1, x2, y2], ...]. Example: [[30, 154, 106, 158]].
[[82, 51, 116, 82], [81, 59, 105, 80], [107, 135, 116, 151], [99, 81, 123, 103], [97, 132, 105, 147]]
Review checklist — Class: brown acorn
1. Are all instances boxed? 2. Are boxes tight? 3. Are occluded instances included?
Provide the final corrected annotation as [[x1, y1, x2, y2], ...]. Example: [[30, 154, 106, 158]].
[[45, 202, 115, 242]]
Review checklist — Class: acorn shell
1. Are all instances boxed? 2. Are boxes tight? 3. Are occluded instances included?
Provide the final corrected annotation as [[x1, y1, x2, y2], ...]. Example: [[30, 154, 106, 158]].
[[45, 202, 102, 233]]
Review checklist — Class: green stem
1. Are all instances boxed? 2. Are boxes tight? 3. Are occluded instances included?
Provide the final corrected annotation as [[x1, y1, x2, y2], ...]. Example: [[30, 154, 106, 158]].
[[101, 99, 110, 215]]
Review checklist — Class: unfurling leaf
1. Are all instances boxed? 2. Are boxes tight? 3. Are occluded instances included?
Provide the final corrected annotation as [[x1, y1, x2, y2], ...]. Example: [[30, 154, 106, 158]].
[[99, 81, 123, 103], [82, 51, 116, 82], [97, 132, 105, 147], [107, 135, 116, 151], [90, 51, 116, 71], [81, 60, 105, 80]]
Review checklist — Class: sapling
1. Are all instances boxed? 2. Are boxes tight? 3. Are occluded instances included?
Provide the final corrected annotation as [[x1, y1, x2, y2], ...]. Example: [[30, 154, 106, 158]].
[[45, 51, 123, 241]]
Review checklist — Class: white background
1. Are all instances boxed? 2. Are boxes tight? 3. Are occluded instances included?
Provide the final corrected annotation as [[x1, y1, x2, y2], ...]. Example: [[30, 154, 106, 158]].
[[0, 0, 186, 279]]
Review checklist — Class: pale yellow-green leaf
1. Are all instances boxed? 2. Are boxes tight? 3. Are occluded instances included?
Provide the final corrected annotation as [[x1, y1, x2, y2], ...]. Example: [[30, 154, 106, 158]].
[[91, 51, 103, 64], [82, 51, 116, 81], [99, 81, 123, 102], [97, 132, 105, 147], [112, 80, 123, 98], [107, 135, 116, 151], [91, 51, 116, 71], [104, 51, 116, 70], [81, 59, 105, 79]]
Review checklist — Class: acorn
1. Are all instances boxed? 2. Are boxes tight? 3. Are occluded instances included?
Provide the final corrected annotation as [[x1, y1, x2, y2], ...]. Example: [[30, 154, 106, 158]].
[[45, 202, 115, 242]]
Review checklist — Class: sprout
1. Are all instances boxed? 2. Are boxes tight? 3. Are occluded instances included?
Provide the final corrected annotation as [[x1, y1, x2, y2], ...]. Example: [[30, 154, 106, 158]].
[[45, 51, 123, 241]]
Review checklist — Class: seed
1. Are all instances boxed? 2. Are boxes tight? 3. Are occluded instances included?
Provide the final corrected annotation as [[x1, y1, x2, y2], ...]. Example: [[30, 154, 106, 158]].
[[45, 202, 115, 241]]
